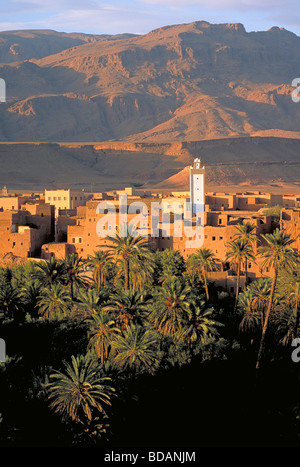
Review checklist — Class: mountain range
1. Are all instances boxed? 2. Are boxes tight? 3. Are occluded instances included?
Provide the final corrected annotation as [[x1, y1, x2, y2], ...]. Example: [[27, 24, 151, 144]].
[[0, 22, 299, 192], [0, 22, 299, 142]]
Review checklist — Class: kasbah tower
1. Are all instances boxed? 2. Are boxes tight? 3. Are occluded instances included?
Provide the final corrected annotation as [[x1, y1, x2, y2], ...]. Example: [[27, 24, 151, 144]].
[[190, 157, 205, 215]]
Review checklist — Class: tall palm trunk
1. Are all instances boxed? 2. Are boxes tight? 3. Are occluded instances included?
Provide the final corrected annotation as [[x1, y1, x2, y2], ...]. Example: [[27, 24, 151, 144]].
[[203, 269, 209, 301], [244, 258, 248, 290], [124, 258, 130, 291], [95, 268, 101, 291], [256, 266, 278, 370], [70, 281, 74, 301], [234, 260, 241, 310]]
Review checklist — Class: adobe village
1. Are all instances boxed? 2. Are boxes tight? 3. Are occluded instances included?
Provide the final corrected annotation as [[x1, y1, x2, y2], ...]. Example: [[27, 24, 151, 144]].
[[0, 159, 299, 294], [1, 20, 300, 448]]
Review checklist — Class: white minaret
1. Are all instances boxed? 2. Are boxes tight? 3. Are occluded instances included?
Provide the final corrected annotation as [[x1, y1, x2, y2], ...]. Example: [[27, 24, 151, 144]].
[[190, 157, 205, 215]]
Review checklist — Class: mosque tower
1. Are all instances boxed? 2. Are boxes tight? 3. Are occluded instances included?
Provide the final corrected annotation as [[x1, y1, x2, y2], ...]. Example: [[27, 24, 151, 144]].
[[190, 158, 205, 215]]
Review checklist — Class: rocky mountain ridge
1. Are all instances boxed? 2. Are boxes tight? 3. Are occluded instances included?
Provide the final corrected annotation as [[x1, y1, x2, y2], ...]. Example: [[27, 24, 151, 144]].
[[0, 21, 299, 142]]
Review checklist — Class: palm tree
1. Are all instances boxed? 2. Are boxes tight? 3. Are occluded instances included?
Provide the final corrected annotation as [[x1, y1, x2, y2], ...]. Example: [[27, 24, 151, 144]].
[[111, 325, 160, 375], [105, 289, 152, 331], [87, 311, 120, 363], [74, 288, 102, 318], [187, 248, 218, 300], [102, 225, 154, 291], [186, 254, 199, 288], [63, 254, 90, 300], [225, 238, 255, 309], [176, 304, 221, 346], [273, 306, 297, 346], [154, 249, 186, 285], [249, 278, 272, 318], [86, 251, 112, 290], [37, 284, 71, 319], [0, 283, 23, 320], [47, 354, 115, 425], [31, 257, 65, 287], [19, 280, 41, 318], [256, 229, 298, 370], [238, 278, 272, 342], [238, 289, 263, 338], [150, 277, 193, 338], [233, 221, 257, 288], [129, 254, 154, 293]]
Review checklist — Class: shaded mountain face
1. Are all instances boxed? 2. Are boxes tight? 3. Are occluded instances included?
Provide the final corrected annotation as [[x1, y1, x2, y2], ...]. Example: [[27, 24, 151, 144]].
[[0, 137, 299, 193], [0, 21, 299, 142], [0, 30, 137, 63]]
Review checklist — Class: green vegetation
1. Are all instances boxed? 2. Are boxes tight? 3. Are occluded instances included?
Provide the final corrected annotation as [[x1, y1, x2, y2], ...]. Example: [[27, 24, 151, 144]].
[[0, 226, 299, 447], [262, 205, 282, 227]]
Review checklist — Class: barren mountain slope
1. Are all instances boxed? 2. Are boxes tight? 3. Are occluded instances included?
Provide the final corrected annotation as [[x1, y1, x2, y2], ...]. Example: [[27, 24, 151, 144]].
[[0, 21, 300, 141], [0, 137, 299, 192], [0, 29, 137, 63]]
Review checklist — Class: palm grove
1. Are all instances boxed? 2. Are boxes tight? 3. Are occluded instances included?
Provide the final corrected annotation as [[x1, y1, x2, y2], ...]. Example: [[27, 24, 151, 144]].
[[0, 222, 299, 446]]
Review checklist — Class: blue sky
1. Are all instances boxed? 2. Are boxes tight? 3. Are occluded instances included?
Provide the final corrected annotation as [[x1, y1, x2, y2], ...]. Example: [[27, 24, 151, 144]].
[[0, 0, 299, 36]]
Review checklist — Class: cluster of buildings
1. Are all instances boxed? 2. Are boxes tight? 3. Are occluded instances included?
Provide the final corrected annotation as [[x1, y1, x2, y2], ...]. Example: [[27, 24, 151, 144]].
[[0, 158, 299, 292]]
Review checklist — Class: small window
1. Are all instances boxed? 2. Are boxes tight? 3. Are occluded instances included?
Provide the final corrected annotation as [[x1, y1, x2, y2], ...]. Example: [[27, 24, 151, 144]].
[[212, 236, 216, 241]]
